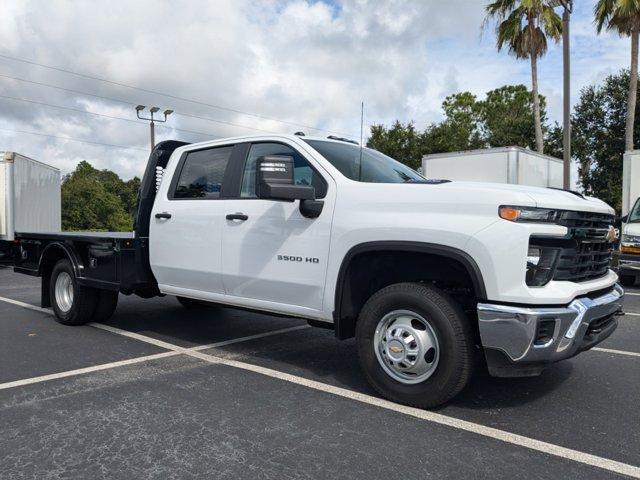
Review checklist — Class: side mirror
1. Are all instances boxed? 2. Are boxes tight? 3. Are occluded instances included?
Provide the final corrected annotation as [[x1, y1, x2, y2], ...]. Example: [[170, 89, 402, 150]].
[[621, 214, 629, 223], [256, 155, 315, 201]]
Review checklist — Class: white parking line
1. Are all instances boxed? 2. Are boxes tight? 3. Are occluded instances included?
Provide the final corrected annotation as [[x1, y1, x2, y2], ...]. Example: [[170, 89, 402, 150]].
[[0, 351, 180, 390], [592, 347, 640, 358], [0, 295, 51, 314], [191, 325, 309, 351], [0, 296, 310, 390], [0, 326, 311, 392], [217, 356, 640, 478], [624, 291, 640, 296], [0, 296, 639, 476]]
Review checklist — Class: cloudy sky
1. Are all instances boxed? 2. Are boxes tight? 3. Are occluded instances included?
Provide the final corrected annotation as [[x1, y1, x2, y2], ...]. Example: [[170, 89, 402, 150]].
[[0, 0, 632, 180]]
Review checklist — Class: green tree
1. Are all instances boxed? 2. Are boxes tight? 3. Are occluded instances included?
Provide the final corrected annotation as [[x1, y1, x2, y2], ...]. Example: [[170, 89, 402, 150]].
[[480, 84, 547, 149], [595, 0, 640, 151], [485, 0, 562, 153], [121, 177, 141, 217], [370, 84, 549, 166], [368, 121, 425, 169], [544, 122, 564, 158], [61, 161, 135, 231], [573, 70, 640, 211], [423, 92, 486, 153]]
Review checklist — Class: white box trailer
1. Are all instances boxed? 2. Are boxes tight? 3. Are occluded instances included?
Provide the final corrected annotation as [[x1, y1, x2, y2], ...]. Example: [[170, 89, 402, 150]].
[[421, 146, 563, 188], [0, 152, 61, 241], [622, 150, 640, 216]]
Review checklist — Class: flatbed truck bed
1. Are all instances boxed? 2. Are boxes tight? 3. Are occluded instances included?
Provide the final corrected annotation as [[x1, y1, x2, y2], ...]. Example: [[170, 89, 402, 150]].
[[13, 230, 156, 304]]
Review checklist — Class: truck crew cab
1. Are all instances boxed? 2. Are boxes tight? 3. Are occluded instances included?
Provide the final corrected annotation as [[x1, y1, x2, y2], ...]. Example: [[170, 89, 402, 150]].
[[10, 135, 624, 408]]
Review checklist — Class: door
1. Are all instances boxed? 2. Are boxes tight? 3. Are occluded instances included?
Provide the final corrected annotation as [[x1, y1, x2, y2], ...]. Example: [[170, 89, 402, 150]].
[[150, 144, 235, 296], [221, 141, 334, 313]]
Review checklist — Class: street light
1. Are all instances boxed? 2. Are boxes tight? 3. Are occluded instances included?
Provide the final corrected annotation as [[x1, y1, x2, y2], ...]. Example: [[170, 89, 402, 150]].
[[135, 105, 173, 151], [550, 0, 573, 190]]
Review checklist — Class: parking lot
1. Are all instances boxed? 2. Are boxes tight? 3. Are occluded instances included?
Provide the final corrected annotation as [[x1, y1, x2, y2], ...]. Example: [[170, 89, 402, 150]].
[[0, 266, 638, 479]]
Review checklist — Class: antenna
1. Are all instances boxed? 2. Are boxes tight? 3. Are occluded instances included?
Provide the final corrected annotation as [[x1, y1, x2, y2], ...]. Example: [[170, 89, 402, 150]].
[[358, 101, 364, 181]]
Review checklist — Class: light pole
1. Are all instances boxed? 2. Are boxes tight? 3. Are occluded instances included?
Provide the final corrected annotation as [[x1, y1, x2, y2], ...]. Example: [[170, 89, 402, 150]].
[[551, 0, 573, 190], [135, 105, 173, 151]]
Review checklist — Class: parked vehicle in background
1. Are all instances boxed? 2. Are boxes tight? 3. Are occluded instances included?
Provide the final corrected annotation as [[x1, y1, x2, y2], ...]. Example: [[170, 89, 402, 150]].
[[619, 196, 640, 286], [1, 135, 624, 408], [622, 150, 640, 216], [422, 146, 563, 188]]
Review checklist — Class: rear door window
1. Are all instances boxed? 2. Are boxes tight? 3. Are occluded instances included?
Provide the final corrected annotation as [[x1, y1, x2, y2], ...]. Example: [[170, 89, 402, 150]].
[[173, 146, 233, 199]]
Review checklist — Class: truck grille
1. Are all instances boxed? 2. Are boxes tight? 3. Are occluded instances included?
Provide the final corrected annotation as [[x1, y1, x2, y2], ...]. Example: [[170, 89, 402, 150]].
[[552, 211, 614, 283]]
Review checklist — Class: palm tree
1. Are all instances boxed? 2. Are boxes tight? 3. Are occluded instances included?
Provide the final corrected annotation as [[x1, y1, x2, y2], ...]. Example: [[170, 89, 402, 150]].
[[485, 1, 562, 153], [595, 0, 640, 151]]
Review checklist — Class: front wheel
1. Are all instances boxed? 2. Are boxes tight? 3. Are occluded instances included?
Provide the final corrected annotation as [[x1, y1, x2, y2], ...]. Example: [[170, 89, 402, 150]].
[[356, 283, 474, 409]]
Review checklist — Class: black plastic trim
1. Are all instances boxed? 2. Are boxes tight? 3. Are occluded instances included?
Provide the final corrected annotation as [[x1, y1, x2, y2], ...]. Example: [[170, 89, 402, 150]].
[[39, 242, 83, 278], [135, 140, 189, 238], [332, 241, 487, 339]]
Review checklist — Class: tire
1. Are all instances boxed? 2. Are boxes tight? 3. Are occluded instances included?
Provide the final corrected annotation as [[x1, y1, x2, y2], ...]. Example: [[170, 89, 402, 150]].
[[620, 274, 636, 287], [176, 296, 210, 309], [93, 289, 119, 322], [356, 282, 474, 409], [49, 259, 98, 326]]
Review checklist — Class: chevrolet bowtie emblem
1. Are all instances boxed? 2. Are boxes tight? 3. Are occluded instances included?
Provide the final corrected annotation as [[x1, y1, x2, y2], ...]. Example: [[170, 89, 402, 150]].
[[389, 346, 403, 353], [605, 225, 618, 243]]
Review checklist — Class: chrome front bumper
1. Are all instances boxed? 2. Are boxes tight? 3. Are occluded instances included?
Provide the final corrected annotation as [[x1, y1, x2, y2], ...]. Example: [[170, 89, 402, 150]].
[[477, 284, 624, 377], [619, 254, 640, 273]]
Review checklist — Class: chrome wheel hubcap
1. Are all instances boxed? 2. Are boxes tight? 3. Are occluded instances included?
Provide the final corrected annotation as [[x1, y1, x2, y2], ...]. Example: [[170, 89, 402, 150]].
[[54, 271, 74, 313], [374, 310, 440, 384]]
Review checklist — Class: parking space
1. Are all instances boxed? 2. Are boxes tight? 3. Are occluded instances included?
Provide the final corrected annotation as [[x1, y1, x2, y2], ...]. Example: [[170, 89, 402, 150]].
[[1, 267, 639, 479], [2, 356, 618, 480]]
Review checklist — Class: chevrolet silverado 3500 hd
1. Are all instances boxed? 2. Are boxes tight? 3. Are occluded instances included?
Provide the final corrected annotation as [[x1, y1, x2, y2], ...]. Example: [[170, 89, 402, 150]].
[[6, 135, 624, 408]]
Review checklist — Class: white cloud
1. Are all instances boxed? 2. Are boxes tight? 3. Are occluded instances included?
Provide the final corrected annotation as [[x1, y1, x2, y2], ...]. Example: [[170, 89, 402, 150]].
[[0, 0, 632, 179]]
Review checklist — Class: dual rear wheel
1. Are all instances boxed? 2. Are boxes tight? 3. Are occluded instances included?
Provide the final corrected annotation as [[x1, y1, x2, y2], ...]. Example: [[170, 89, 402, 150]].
[[50, 259, 118, 325]]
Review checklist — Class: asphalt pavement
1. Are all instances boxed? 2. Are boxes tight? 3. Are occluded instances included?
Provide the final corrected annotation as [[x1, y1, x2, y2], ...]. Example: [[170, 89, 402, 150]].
[[0, 267, 638, 479]]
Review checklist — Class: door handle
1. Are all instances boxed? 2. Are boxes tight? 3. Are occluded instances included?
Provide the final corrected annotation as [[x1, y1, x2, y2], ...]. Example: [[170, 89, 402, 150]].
[[155, 212, 172, 219], [226, 213, 248, 221]]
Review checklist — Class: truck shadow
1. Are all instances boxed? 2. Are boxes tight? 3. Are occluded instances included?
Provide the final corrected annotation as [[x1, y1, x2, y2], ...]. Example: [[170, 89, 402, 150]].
[[107, 295, 574, 410], [105, 295, 306, 347], [443, 361, 574, 411]]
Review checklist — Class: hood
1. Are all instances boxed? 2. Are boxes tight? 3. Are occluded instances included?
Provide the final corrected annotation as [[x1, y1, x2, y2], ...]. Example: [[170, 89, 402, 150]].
[[440, 181, 615, 215], [623, 221, 640, 236]]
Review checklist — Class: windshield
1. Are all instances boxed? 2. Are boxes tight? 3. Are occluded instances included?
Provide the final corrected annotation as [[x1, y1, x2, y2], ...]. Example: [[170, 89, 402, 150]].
[[303, 140, 425, 183], [630, 198, 640, 223]]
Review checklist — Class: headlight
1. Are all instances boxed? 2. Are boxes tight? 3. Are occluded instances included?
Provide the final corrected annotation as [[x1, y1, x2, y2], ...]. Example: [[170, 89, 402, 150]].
[[621, 234, 640, 254], [526, 245, 560, 287], [621, 234, 640, 245], [499, 206, 561, 223]]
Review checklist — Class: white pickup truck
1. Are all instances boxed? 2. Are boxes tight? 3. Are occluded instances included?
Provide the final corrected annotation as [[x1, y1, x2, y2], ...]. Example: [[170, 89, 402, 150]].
[[6, 134, 624, 408]]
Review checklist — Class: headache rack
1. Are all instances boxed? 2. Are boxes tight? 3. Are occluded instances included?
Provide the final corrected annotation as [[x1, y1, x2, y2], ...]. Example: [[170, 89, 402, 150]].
[[552, 211, 615, 283]]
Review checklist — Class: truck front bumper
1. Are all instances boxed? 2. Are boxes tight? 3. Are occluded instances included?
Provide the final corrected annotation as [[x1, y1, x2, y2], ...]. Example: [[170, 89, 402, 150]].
[[619, 253, 640, 275], [477, 284, 624, 377]]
